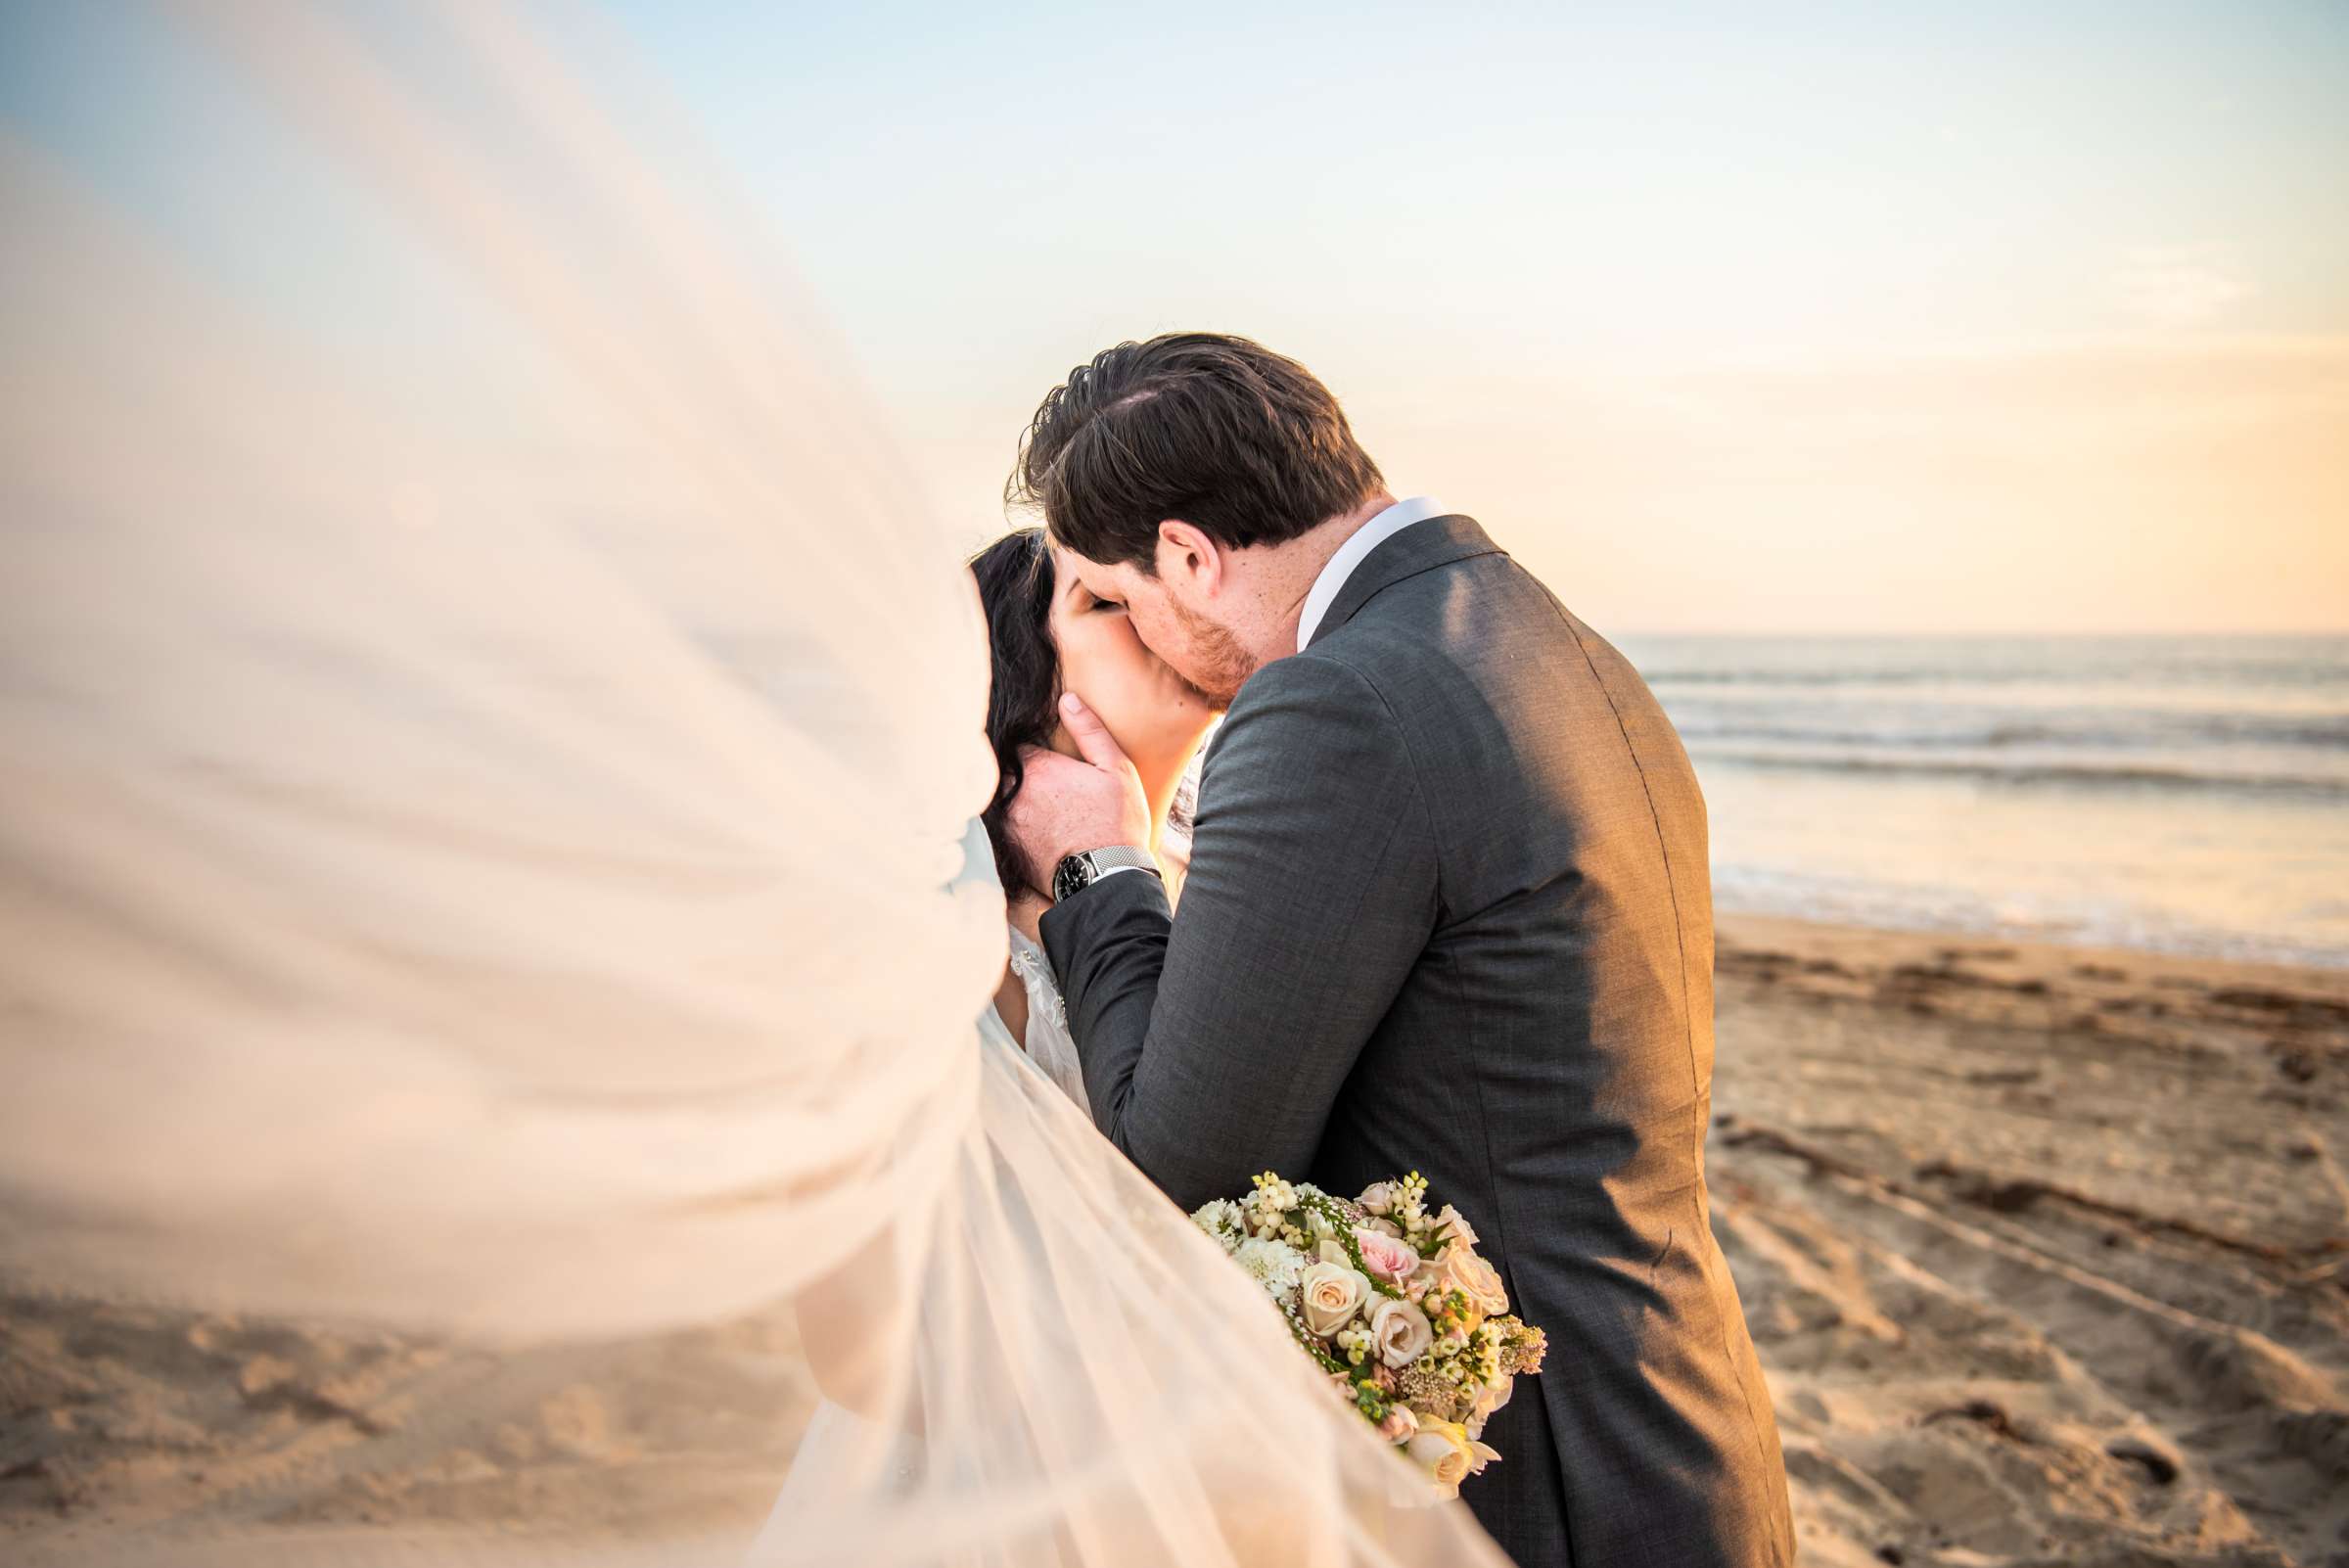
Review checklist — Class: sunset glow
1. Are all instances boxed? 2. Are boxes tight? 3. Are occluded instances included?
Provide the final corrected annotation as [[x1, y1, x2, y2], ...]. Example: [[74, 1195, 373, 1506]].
[[605, 1, 2349, 634]]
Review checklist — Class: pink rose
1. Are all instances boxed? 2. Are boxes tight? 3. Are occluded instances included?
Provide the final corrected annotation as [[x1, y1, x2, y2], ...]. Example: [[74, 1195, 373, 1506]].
[[1352, 1226, 1420, 1283]]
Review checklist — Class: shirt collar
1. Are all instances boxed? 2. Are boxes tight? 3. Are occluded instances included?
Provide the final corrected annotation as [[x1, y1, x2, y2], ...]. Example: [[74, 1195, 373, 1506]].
[[1295, 495, 1445, 652]]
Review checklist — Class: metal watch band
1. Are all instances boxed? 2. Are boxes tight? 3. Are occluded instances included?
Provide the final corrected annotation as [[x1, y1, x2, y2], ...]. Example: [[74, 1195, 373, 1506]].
[[1052, 845, 1157, 902]]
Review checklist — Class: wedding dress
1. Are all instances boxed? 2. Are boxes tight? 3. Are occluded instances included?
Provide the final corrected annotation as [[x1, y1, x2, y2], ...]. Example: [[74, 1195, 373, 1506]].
[[750, 925, 1082, 1545], [1004, 925, 1089, 1105], [0, 7, 1509, 1566]]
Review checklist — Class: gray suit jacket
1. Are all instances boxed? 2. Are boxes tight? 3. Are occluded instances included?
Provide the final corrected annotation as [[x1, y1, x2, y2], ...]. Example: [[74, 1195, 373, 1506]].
[[1040, 516, 1792, 1568]]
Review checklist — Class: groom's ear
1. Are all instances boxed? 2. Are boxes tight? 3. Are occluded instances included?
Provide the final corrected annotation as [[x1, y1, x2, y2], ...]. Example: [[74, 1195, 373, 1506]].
[[1156, 519, 1223, 595]]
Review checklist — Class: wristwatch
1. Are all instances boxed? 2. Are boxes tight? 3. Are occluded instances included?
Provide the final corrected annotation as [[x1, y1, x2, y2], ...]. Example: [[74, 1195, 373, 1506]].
[[1051, 845, 1159, 903]]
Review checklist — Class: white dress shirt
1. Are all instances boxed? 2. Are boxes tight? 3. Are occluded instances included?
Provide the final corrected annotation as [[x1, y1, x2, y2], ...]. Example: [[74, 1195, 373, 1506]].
[[1295, 495, 1447, 652]]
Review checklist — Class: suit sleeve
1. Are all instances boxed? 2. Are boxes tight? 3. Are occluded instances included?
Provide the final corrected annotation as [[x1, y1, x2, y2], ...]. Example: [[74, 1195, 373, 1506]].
[[1038, 652, 1439, 1213]]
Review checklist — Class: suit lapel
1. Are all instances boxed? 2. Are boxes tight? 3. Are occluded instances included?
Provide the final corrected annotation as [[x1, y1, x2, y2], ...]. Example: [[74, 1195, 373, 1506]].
[[1304, 515, 1506, 650]]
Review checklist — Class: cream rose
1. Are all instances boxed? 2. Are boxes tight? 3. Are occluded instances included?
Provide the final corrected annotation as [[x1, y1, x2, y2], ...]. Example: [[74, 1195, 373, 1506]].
[[1407, 1419, 1499, 1496], [1352, 1226, 1420, 1284], [1299, 1261, 1372, 1338], [1434, 1202, 1480, 1249], [1437, 1244, 1509, 1316], [1370, 1295, 1435, 1367], [1405, 1421, 1474, 1493], [1377, 1404, 1420, 1445], [1466, 1376, 1514, 1441], [1357, 1180, 1398, 1216]]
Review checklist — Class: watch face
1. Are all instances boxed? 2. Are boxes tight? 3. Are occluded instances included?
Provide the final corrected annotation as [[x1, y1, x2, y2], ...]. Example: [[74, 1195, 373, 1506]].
[[1051, 853, 1086, 903]]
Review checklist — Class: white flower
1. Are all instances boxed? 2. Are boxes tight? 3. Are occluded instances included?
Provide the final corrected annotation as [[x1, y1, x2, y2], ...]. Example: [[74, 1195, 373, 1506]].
[[1191, 1198, 1244, 1245], [1251, 1174, 1299, 1212], [1357, 1181, 1398, 1216], [1233, 1237, 1309, 1298], [1241, 1179, 1294, 1237]]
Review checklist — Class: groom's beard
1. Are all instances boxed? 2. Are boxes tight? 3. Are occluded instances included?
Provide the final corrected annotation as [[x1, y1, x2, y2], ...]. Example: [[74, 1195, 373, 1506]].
[[1169, 596, 1254, 710]]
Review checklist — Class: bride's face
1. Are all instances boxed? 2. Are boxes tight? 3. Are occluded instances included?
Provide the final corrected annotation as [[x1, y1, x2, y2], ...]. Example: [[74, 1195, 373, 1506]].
[[1048, 546, 1219, 777]]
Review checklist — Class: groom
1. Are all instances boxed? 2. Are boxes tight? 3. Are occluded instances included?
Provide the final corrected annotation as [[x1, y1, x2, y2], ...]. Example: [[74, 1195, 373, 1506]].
[[1005, 334, 1791, 1568]]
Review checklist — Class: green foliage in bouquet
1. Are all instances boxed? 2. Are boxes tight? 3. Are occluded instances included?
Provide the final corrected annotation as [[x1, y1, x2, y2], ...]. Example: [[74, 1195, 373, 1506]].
[[1191, 1171, 1549, 1498]]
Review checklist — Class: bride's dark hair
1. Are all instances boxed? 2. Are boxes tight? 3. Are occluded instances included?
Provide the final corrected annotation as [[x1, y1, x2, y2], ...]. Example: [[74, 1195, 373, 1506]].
[[970, 527, 1197, 901], [970, 528, 1061, 898]]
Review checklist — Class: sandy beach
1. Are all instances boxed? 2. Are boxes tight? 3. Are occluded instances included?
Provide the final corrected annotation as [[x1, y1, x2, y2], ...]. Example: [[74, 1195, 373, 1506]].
[[1707, 916, 2349, 1568], [6, 915, 2345, 1566]]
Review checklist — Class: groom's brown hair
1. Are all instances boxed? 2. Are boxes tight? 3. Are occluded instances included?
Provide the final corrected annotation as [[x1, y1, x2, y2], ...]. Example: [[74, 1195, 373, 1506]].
[[1008, 333, 1383, 572]]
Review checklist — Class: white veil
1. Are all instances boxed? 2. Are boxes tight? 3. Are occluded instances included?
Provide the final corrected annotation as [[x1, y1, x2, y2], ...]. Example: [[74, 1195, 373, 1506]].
[[0, 6, 1512, 1565]]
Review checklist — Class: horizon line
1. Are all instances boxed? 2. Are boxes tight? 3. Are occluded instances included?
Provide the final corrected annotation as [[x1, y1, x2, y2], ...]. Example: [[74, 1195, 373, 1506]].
[[1605, 627, 2347, 640]]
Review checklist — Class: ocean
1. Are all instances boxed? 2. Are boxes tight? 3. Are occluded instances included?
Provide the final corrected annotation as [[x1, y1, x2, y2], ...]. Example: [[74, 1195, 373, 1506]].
[[1611, 633, 2349, 969]]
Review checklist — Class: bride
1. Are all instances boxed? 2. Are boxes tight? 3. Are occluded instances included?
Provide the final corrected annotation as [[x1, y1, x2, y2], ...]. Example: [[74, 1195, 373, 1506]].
[[1, 8, 1515, 1566], [756, 528, 1219, 1532], [970, 528, 1216, 1096]]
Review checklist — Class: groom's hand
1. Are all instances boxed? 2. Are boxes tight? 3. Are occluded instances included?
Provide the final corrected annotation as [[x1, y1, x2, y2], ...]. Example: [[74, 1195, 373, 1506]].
[[1007, 692, 1156, 892]]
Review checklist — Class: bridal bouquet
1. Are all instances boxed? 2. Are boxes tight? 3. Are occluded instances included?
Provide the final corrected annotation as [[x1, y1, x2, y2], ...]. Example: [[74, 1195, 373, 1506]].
[[1191, 1171, 1547, 1498]]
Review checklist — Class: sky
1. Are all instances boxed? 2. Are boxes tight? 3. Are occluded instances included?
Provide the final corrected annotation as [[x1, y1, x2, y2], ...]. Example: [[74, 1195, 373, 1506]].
[[5, 2, 2345, 634], [598, 0, 2349, 634]]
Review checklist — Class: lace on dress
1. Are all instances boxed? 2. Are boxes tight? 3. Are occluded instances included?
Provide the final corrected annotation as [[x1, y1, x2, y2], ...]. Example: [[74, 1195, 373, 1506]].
[[1002, 926, 1086, 1107]]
